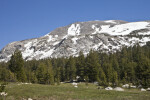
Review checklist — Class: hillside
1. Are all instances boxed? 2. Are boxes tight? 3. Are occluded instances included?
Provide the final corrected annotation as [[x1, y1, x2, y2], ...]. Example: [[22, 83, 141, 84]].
[[0, 20, 150, 62]]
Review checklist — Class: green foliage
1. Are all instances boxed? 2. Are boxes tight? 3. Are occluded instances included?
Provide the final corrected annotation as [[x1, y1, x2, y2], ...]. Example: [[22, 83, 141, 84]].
[[8, 50, 26, 82], [0, 83, 6, 92], [36, 61, 55, 85], [65, 56, 76, 81], [76, 51, 85, 81], [5, 83, 150, 100], [98, 67, 107, 86], [1, 43, 150, 88], [36, 63, 47, 84], [86, 50, 100, 82], [112, 71, 118, 87]]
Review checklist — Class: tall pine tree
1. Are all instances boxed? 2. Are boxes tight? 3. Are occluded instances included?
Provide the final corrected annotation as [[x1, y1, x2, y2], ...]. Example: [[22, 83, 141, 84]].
[[9, 50, 26, 82]]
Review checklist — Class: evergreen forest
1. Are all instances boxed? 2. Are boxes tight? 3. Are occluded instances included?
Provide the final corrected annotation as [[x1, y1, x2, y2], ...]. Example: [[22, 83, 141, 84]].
[[0, 43, 150, 88]]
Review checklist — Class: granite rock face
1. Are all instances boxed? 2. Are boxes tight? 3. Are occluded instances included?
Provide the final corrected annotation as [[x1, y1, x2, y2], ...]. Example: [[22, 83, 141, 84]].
[[1, 20, 150, 62]]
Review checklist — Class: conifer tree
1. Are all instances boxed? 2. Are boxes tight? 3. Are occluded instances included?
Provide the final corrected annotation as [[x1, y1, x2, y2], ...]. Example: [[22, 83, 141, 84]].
[[105, 63, 113, 83], [56, 67, 61, 85], [57, 58, 66, 82], [36, 63, 47, 84], [98, 67, 107, 86], [76, 51, 85, 81], [48, 60, 55, 85], [9, 50, 26, 82], [65, 59, 70, 81], [112, 71, 118, 87], [66, 56, 76, 81], [86, 50, 100, 82]]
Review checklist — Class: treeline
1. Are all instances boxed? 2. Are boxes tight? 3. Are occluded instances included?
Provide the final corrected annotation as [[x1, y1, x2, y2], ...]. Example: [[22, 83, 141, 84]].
[[0, 43, 150, 87]]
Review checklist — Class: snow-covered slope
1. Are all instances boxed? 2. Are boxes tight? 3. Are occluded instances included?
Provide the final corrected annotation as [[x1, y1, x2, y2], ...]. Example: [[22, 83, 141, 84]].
[[0, 20, 150, 62]]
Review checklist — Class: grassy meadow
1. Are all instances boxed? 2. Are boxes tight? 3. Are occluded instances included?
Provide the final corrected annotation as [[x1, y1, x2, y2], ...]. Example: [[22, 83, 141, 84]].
[[2, 83, 150, 100]]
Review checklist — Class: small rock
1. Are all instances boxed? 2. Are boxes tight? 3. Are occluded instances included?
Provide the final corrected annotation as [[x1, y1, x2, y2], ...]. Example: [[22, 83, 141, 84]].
[[141, 88, 146, 91], [28, 98, 33, 100], [114, 87, 124, 91], [130, 85, 136, 88], [94, 82, 99, 85], [0, 92, 8, 96], [122, 84, 129, 88], [72, 82, 78, 86], [147, 88, 150, 91], [74, 85, 78, 88], [105, 87, 113, 90]]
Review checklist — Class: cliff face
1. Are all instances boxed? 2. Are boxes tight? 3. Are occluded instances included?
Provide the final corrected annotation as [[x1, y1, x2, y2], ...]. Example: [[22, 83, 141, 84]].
[[1, 20, 150, 62]]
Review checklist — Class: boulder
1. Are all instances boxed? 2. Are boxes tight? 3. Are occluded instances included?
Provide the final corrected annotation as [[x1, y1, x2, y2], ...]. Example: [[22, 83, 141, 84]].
[[72, 82, 78, 86], [141, 88, 146, 91], [28, 98, 33, 100], [147, 88, 150, 91], [74, 85, 78, 88], [130, 85, 136, 88], [122, 84, 129, 88], [105, 87, 113, 90], [114, 87, 124, 91]]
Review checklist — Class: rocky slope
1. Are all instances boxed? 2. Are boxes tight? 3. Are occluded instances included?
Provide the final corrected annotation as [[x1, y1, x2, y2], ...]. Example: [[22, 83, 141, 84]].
[[0, 20, 150, 62]]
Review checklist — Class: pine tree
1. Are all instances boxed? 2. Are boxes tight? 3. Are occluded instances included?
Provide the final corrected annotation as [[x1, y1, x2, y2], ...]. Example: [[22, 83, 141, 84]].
[[46, 60, 54, 85], [136, 55, 150, 87], [112, 71, 118, 87], [76, 51, 85, 81], [30, 72, 37, 83], [9, 50, 26, 82], [56, 67, 61, 85], [126, 62, 137, 84], [36, 63, 47, 84], [57, 58, 66, 82], [105, 63, 113, 83], [98, 67, 107, 86], [65, 59, 70, 81], [66, 56, 76, 81], [86, 50, 100, 82]]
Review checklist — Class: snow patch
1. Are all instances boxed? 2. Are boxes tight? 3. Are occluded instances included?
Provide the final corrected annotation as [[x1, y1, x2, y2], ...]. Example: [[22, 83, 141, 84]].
[[71, 49, 77, 55], [24, 42, 32, 48], [68, 24, 80, 36], [55, 35, 58, 38], [53, 41, 59, 45], [45, 32, 51, 36], [62, 35, 68, 39], [104, 20, 117, 24], [47, 35, 52, 42], [89, 36, 93, 39], [23, 42, 34, 59], [138, 31, 150, 35], [100, 22, 149, 36], [92, 25, 101, 34], [72, 37, 78, 44], [140, 37, 150, 46], [40, 49, 54, 59], [93, 43, 102, 50], [141, 37, 150, 42]]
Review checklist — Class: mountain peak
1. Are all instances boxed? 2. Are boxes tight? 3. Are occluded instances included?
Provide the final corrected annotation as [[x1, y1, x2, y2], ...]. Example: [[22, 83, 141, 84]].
[[0, 20, 150, 62]]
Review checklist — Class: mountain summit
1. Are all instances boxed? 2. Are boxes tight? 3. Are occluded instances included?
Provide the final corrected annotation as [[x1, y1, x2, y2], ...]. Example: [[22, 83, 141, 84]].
[[0, 20, 150, 62]]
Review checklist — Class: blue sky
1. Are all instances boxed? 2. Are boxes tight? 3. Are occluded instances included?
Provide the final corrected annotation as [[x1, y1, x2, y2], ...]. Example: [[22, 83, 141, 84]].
[[0, 0, 150, 49]]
